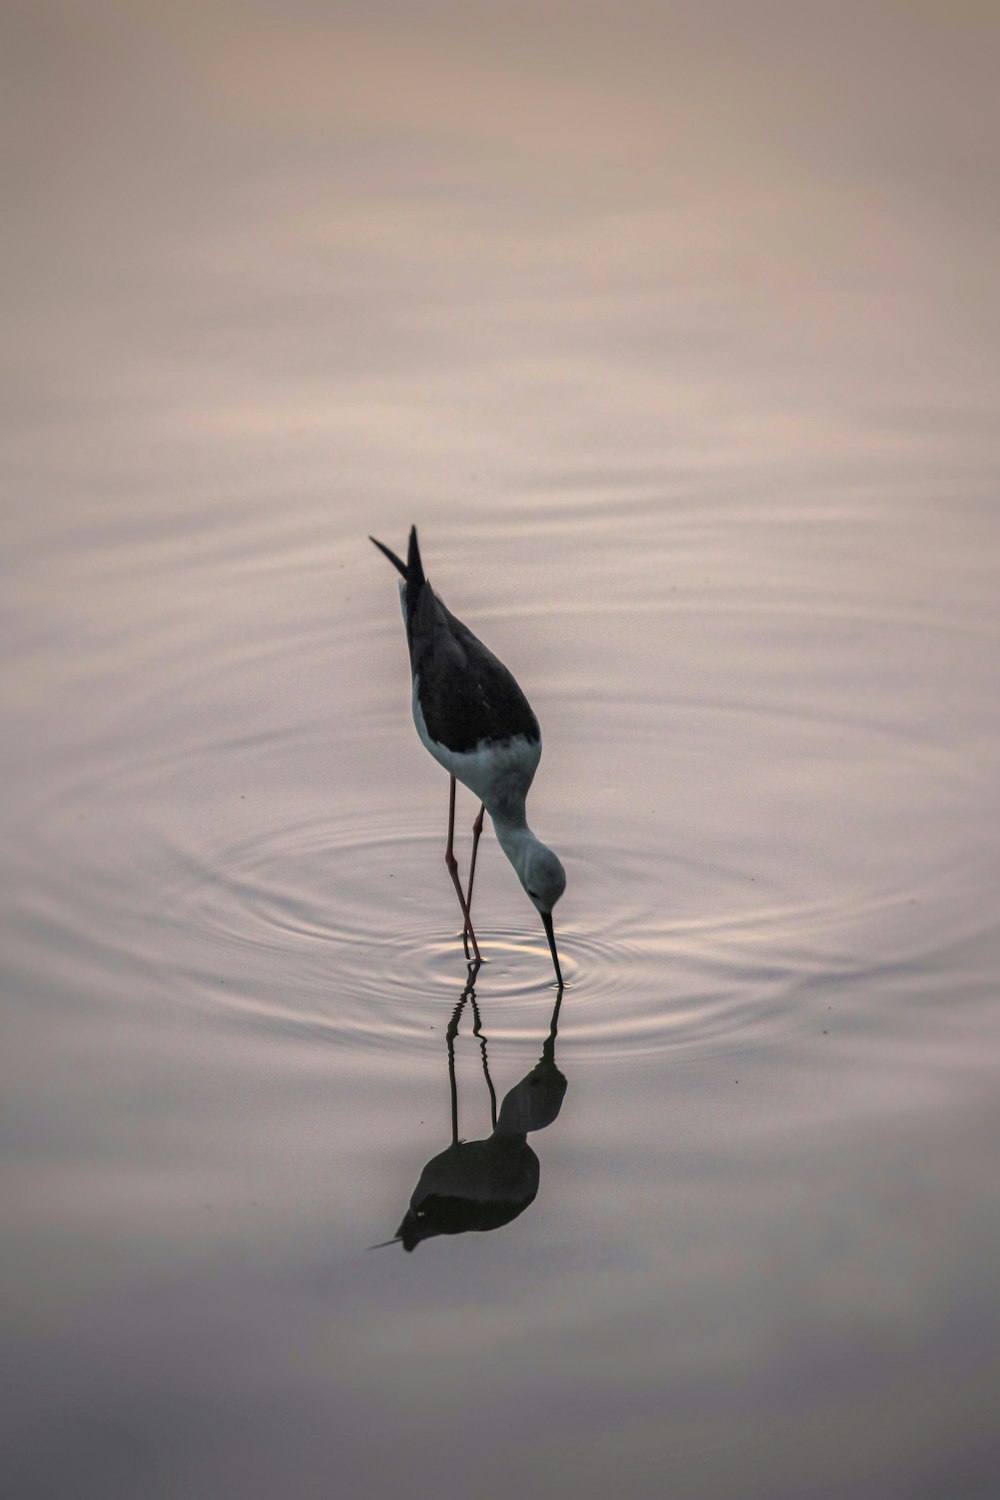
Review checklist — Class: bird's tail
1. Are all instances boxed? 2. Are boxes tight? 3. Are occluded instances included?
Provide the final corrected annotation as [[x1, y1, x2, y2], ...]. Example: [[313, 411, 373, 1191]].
[[371, 528, 425, 651], [404, 525, 425, 624], [369, 527, 424, 576], [370, 527, 425, 634], [369, 534, 407, 578]]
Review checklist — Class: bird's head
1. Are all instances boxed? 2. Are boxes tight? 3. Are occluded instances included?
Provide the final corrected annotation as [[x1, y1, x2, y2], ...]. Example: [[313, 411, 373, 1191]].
[[494, 825, 567, 986], [521, 842, 566, 987], [520, 841, 566, 916]]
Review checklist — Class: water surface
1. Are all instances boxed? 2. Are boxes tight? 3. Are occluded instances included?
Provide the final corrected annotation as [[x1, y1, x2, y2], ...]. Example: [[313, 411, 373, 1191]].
[[4, 5, 999, 1497]]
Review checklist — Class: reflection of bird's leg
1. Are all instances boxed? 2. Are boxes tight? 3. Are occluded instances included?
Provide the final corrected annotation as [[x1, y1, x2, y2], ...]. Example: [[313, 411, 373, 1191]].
[[445, 776, 481, 963], [469, 993, 498, 1131], [446, 989, 469, 1146]]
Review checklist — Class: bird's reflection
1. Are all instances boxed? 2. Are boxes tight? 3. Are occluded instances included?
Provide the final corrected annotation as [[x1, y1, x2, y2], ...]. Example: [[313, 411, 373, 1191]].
[[386, 969, 567, 1251]]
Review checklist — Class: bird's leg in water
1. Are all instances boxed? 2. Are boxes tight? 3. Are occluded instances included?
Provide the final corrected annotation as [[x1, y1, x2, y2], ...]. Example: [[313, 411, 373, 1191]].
[[445, 776, 482, 963], [463, 802, 486, 919], [461, 802, 486, 963]]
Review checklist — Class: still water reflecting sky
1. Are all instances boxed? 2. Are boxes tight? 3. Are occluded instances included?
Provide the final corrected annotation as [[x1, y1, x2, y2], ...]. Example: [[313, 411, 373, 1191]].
[[4, 3, 999, 1497]]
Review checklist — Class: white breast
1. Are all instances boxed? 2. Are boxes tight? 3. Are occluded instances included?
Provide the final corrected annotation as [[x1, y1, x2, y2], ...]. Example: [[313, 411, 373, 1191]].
[[412, 677, 541, 813]]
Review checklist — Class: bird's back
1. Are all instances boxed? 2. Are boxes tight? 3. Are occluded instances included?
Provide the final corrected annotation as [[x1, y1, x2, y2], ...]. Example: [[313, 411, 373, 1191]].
[[374, 526, 540, 754], [412, 588, 540, 754]]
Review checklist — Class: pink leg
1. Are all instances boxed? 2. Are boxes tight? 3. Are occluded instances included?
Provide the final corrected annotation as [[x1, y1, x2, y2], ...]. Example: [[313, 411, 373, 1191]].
[[463, 802, 486, 915], [445, 776, 482, 963], [461, 801, 486, 964]]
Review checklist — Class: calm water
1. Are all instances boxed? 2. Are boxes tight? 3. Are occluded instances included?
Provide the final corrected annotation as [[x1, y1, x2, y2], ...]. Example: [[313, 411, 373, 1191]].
[[4, 5, 999, 1497]]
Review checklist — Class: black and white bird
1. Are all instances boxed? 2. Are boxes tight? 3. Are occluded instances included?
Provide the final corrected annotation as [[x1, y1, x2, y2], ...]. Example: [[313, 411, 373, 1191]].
[[370, 526, 565, 984]]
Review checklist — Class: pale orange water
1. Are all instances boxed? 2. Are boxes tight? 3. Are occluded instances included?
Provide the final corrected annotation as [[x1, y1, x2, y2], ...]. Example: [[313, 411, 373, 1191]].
[[4, 5, 999, 1497]]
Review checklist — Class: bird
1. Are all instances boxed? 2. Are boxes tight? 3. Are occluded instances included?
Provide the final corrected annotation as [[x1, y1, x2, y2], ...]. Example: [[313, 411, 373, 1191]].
[[370, 526, 565, 984]]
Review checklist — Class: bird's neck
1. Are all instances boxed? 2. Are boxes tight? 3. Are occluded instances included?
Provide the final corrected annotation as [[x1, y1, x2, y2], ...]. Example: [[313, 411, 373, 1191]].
[[493, 816, 540, 880]]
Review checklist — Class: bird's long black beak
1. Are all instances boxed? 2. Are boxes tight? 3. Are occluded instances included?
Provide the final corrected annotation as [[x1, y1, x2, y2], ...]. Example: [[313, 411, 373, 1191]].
[[541, 910, 564, 988]]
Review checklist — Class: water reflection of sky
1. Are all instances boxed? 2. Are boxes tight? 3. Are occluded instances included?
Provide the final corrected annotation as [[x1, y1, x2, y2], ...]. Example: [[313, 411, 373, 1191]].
[[3, 4, 999, 1498]]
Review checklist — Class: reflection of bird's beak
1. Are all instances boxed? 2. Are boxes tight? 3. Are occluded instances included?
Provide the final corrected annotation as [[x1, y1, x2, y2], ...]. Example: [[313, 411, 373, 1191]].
[[541, 910, 564, 988]]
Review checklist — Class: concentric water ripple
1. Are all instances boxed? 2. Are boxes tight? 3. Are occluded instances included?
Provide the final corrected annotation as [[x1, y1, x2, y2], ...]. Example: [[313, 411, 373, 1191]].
[[14, 630, 994, 1081], [120, 789, 953, 1065], [13, 661, 990, 1078]]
